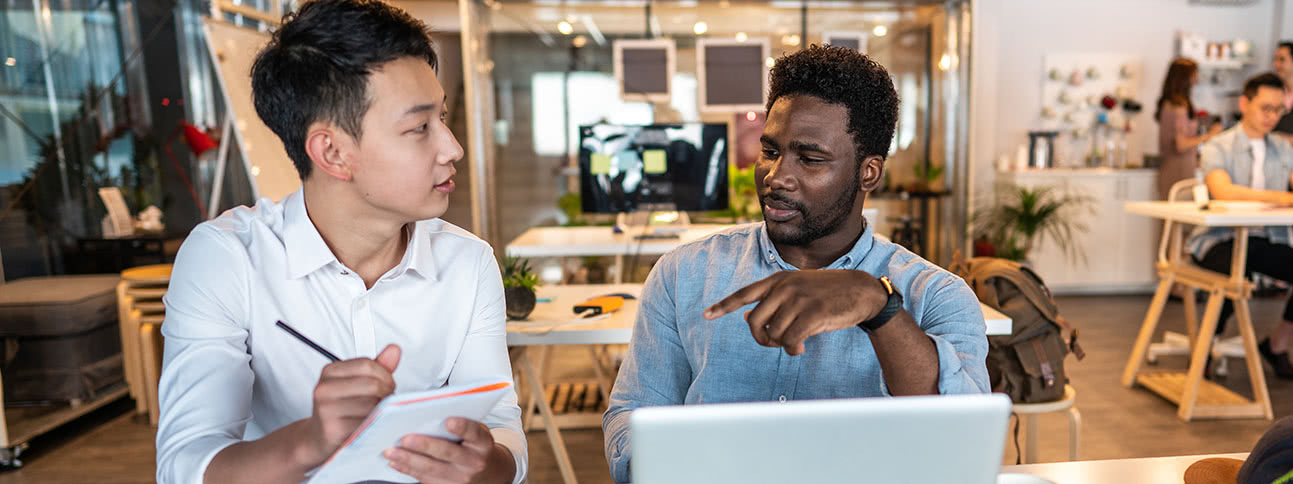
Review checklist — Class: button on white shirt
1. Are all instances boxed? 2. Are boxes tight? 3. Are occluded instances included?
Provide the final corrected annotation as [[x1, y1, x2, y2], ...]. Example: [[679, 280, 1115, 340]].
[[155, 190, 526, 484]]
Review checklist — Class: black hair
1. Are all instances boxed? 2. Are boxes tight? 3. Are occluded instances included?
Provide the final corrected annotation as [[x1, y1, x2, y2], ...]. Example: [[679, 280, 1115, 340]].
[[766, 45, 899, 162], [1279, 41, 1293, 58], [251, 0, 438, 180], [1243, 72, 1286, 99]]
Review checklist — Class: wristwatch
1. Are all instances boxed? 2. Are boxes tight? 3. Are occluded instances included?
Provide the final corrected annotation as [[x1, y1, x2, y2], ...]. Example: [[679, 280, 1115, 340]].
[[858, 276, 903, 333]]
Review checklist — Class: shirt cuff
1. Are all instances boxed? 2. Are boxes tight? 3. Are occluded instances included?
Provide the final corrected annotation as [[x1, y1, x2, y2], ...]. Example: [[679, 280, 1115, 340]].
[[490, 427, 528, 484], [929, 333, 983, 395], [159, 435, 238, 484]]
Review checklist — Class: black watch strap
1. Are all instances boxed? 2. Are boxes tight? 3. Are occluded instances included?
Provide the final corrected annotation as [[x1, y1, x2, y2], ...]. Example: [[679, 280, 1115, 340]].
[[859, 276, 903, 333]]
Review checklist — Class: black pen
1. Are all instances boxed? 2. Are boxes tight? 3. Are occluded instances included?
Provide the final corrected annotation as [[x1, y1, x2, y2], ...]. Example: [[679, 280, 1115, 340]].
[[275, 320, 341, 362]]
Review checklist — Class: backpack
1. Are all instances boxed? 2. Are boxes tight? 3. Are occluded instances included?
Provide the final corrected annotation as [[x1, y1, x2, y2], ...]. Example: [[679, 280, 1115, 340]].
[[951, 254, 1084, 404]]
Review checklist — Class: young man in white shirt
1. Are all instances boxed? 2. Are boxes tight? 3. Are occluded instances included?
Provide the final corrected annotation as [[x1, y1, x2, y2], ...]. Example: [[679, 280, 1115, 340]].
[[154, 1, 525, 483], [1190, 73, 1293, 379]]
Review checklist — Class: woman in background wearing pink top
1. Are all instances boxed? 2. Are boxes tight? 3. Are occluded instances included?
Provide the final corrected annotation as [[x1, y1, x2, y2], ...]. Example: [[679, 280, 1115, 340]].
[[1156, 57, 1221, 200]]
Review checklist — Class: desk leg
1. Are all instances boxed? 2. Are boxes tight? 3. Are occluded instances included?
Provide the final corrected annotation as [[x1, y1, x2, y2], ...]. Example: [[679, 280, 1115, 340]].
[[1122, 275, 1176, 387], [517, 350, 579, 484], [1179, 290, 1225, 421], [614, 255, 624, 284], [1236, 298, 1274, 419], [522, 346, 551, 426], [588, 346, 614, 404]]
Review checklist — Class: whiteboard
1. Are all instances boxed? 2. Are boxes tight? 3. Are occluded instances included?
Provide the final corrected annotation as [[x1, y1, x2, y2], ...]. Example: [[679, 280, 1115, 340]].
[[203, 18, 301, 204]]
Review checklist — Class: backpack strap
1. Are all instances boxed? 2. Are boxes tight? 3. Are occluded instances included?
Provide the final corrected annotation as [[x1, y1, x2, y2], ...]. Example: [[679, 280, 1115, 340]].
[[971, 259, 1063, 327]]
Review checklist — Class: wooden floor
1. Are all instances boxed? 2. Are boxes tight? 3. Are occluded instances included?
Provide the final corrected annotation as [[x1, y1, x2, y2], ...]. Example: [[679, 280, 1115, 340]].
[[2, 294, 1291, 484]]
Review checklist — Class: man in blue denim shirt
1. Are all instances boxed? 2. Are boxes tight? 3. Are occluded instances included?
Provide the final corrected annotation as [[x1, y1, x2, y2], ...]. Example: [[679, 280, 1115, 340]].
[[1187, 73, 1293, 378], [602, 46, 989, 483]]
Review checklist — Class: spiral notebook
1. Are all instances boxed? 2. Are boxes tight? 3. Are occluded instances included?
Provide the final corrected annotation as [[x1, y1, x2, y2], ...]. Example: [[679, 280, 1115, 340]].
[[304, 380, 512, 484]]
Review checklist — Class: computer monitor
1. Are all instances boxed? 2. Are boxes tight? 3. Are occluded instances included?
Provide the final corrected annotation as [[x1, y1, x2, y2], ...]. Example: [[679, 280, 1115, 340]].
[[630, 394, 1012, 484], [578, 123, 729, 214]]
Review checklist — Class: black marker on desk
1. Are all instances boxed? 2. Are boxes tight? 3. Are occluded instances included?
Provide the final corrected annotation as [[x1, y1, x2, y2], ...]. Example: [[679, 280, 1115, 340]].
[[275, 320, 341, 362]]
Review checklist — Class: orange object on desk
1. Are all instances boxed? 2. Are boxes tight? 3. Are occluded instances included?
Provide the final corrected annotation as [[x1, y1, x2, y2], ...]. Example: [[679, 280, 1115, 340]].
[[573, 296, 624, 316]]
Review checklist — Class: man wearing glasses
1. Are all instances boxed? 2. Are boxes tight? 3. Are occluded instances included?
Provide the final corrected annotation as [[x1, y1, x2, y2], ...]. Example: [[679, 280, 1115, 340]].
[[1188, 72, 1293, 378]]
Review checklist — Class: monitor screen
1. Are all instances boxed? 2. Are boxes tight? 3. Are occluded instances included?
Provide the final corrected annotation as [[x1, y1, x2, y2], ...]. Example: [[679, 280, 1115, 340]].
[[622, 47, 669, 96], [700, 42, 767, 110], [578, 123, 729, 213]]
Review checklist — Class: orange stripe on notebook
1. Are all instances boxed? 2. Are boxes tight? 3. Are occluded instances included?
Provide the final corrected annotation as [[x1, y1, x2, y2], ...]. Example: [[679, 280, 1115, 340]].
[[393, 382, 511, 406]]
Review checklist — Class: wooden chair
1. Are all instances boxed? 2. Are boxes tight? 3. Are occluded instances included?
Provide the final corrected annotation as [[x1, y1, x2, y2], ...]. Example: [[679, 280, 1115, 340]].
[[1143, 179, 1245, 375], [116, 264, 171, 424]]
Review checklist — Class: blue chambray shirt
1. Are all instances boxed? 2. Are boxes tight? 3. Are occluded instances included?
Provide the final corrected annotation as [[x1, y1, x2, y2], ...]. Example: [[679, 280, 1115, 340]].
[[1187, 125, 1293, 258], [602, 221, 990, 483]]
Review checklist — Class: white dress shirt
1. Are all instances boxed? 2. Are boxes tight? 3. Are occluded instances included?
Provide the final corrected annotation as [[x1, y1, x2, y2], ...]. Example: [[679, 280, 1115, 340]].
[[155, 189, 526, 484]]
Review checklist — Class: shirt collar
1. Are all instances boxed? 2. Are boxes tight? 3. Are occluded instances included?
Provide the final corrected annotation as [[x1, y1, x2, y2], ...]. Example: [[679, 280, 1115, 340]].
[[757, 217, 875, 270], [402, 221, 437, 282], [282, 188, 437, 282], [283, 189, 338, 279]]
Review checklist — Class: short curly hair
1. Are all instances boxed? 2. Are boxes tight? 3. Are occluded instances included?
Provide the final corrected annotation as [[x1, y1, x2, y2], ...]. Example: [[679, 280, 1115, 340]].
[[766, 45, 899, 162]]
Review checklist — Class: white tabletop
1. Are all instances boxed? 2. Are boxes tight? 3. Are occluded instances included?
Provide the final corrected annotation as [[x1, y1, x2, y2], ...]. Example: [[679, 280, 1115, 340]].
[[504, 224, 737, 258], [504, 209, 877, 259], [506, 284, 1012, 346], [1125, 200, 1293, 227], [1000, 452, 1248, 484]]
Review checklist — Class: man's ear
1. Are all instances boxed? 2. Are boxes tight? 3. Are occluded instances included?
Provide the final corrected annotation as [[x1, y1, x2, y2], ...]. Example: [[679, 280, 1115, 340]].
[[1238, 94, 1250, 115], [859, 155, 885, 192], [304, 122, 354, 182]]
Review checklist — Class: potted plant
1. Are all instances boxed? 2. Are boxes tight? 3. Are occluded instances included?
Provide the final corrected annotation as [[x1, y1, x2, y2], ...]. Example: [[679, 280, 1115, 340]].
[[911, 162, 945, 193], [713, 164, 759, 223], [971, 183, 1095, 264], [502, 256, 540, 320]]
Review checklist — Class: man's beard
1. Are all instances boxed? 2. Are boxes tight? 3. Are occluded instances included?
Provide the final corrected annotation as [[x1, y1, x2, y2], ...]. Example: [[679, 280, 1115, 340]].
[[760, 171, 861, 246]]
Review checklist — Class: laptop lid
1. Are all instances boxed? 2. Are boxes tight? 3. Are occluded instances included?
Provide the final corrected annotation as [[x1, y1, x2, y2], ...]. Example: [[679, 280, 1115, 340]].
[[630, 394, 1012, 484]]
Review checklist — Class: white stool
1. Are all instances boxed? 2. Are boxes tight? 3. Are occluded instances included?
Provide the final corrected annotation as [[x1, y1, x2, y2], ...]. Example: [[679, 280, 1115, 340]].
[[1012, 384, 1080, 464]]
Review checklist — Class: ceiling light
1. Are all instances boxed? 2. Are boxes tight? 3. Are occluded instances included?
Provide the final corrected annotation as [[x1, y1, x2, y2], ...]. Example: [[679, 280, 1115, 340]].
[[557, 20, 573, 35], [765, 57, 775, 68], [693, 21, 708, 35], [872, 25, 888, 37], [735, 32, 748, 42], [781, 34, 801, 47], [573, 35, 587, 48], [745, 111, 758, 122]]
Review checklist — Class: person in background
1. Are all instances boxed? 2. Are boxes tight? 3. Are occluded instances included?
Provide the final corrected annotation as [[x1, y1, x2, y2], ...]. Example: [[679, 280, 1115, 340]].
[[1270, 41, 1293, 141], [1156, 57, 1221, 201], [1188, 73, 1293, 379]]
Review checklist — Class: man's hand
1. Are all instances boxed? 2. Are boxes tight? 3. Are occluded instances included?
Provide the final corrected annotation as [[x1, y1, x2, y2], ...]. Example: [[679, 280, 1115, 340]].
[[299, 344, 401, 467], [384, 417, 514, 484], [703, 270, 889, 355]]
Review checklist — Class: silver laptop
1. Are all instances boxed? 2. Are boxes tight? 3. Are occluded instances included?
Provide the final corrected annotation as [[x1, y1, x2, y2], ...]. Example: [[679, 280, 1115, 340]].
[[630, 394, 1012, 484]]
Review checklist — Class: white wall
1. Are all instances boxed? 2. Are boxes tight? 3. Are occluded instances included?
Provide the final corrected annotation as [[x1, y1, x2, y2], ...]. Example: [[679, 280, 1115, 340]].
[[970, 0, 1282, 199]]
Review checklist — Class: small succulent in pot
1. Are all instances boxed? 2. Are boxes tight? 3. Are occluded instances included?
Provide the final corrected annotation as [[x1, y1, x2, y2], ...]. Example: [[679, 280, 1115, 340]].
[[502, 257, 540, 320]]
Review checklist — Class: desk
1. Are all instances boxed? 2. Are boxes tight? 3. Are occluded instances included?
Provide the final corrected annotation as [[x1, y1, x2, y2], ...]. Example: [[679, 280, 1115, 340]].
[[1000, 452, 1249, 484], [1122, 201, 1293, 421], [504, 210, 877, 283], [508, 284, 1013, 484]]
